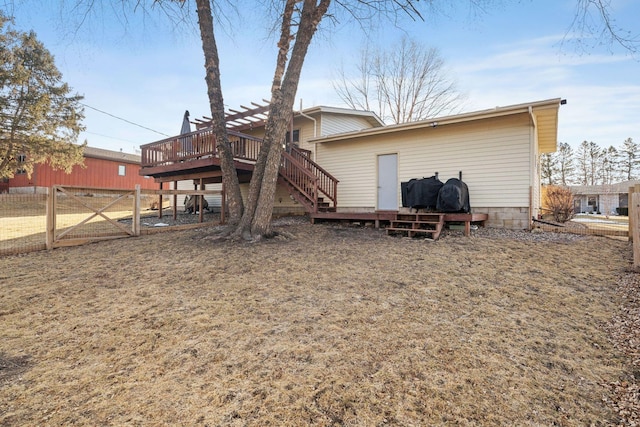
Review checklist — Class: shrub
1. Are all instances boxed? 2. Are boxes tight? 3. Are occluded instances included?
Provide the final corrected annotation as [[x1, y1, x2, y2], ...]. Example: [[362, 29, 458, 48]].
[[543, 185, 575, 223]]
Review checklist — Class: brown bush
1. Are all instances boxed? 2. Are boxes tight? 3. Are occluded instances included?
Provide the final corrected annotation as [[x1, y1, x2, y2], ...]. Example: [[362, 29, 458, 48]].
[[543, 185, 575, 222]]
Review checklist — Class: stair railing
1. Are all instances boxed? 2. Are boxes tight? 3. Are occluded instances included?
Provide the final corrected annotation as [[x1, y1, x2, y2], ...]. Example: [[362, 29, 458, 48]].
[[280, 151, 320, 212], [289, 147, 338, 207]]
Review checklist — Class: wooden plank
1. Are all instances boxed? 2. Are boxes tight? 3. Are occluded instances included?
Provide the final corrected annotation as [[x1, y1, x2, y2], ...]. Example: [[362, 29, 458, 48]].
[[142, 189, 221, 196], [443, 213, 488, 222]]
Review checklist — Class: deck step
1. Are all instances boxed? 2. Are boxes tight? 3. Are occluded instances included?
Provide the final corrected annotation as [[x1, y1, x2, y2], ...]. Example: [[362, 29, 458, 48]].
[[386, 212, 445, 240]]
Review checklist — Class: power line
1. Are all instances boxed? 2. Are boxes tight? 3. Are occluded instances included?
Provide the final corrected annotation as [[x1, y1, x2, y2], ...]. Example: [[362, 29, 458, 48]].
[[80, 102, 170, 137], [82, 130, 140, 145]]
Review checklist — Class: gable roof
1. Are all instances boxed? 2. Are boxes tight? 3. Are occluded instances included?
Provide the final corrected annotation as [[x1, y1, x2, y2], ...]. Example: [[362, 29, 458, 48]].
[[297, 105, 385, 128], [571, 180, 640, 195], [309, 98, 563, 153], [83, 146, 141, 164]]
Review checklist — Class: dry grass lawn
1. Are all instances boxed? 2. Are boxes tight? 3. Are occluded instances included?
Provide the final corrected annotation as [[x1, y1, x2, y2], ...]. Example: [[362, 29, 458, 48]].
[[0, 220, 636, 426]]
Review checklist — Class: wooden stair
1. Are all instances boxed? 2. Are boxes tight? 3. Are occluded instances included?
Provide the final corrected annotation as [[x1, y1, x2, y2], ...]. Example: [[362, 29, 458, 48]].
[[277, 177, 336, 213], [386, 212, 445, 240], [279, 147, 338, 214]]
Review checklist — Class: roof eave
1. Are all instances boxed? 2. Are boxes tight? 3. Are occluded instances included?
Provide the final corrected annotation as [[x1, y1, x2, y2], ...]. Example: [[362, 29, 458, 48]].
[[309, 98, 563, 144]]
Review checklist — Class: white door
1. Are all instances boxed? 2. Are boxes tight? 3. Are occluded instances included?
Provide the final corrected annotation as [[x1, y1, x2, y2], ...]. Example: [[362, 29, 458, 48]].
[[377, 154, 398, 210]]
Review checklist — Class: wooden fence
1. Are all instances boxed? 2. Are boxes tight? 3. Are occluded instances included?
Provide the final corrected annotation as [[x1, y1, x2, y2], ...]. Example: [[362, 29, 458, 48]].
[[0, 185, 224, 255], [631, 185, 640, 269]]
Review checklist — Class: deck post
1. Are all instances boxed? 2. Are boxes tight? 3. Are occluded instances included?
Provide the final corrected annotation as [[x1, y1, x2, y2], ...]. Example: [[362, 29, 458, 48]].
[[199, 178, 204, 223], [158, 182, 163, 218], [173, 181, 178, 220], [133, 184, 141, 236], [221, 183, 226, 224]]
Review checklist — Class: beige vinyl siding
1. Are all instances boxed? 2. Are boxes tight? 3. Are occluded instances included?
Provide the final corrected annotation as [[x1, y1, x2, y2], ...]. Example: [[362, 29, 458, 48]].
[[296, 119, 318, 153], [321, 114, 376, 137], [174, 180, 223, 208], [316, 114, 533, 210], [531, 119, 541, 218], [239, 182, 302, 210]]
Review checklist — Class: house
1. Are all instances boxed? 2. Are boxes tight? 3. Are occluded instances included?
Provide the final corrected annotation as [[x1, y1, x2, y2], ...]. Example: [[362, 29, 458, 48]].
[[570, 180, 640, 215], [140, 98, 563, 229], [2, 146, 159, 194]]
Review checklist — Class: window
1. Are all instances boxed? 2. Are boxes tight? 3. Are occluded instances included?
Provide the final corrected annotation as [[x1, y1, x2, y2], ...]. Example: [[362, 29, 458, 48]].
[[16, 154, 26, 174], [118, 165, 126, 176], [285, 129, 300, 144]]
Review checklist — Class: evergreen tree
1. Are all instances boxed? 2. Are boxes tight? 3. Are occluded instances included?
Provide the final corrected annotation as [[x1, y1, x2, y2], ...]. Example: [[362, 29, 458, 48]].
[[576, 141, 591, 185], [540, 152, 558, 185], [556, 142, 575, 185], [619, 137, 639, 180], [600, 145, 619, 184], [0, 14, 85, 179]]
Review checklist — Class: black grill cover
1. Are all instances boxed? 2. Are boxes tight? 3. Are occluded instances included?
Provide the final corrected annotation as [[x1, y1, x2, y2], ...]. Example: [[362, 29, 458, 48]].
[[401, 176, 443, 209], [436, 178, 470, 213]]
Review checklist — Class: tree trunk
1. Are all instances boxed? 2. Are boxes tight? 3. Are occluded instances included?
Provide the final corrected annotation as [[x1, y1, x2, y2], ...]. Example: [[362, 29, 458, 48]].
[[195, 0, 243, 225], [232, 0, 330, 240], [249, 0, 330, 238]]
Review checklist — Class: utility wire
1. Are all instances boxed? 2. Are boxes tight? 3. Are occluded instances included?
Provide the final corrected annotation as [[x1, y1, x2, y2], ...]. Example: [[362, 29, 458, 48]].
[[80, 102, 170, 137], [83, 130, 140, 145]]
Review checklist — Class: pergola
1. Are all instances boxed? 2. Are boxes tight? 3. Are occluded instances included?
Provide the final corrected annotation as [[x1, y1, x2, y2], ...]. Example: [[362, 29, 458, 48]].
[[194, 100, 271, 132]]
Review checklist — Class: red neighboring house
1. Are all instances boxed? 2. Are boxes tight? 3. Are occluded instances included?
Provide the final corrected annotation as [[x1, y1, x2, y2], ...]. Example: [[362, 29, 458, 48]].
[[1, 146, 159, 193]]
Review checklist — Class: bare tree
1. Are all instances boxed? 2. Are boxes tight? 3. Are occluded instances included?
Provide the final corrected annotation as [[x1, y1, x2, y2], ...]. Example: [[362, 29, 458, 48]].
[[333, 37, 464, 124], [567, 0, 639, 55], [8, 0, 636, 240], [543, 185, 575, 223]]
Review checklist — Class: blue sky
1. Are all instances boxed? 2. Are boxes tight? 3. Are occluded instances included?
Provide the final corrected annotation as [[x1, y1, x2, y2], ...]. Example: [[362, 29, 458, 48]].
[[4, 0, 639, 154]]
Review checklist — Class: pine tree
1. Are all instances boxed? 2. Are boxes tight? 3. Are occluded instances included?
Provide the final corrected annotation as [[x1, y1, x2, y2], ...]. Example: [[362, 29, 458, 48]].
[[0, 14, 85, 179], [540, 153, 558, 185], [619, 137, 639, 180], [556, 142, 575, 185], [600, 145, 619, 184]]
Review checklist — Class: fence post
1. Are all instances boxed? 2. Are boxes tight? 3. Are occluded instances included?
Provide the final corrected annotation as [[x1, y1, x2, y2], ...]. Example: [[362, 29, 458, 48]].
[[631, 185, 640, 242], [133, 184, 141, 236], [46, 186, 55, 250], [634, 192, 640, 269]]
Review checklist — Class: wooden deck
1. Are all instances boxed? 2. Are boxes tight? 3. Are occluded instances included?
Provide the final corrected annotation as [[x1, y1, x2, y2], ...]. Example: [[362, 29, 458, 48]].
[[310, 211, 489, 239], [140, 127, 339, 214]]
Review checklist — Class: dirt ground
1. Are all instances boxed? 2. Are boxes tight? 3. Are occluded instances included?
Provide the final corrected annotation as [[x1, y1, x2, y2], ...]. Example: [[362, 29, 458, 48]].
[[1, 219, 639, 426]]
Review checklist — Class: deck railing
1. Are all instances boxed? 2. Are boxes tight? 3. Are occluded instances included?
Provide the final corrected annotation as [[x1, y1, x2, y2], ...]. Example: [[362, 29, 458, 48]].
[[140, 128, 337, 212], [140, 129, 263, 168], [280, 151, 320, 212], [288, 146, 338, 207]]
